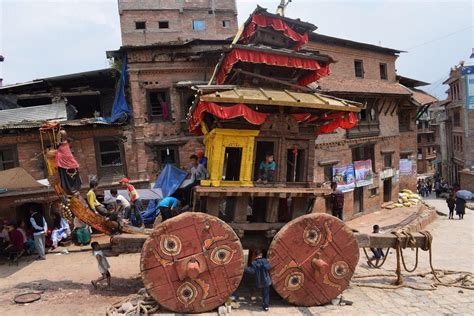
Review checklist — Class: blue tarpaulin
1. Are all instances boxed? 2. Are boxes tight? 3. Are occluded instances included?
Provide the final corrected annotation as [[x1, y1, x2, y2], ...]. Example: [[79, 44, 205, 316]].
[[141, 164, 188, 224], [97, 56, 131, 123]]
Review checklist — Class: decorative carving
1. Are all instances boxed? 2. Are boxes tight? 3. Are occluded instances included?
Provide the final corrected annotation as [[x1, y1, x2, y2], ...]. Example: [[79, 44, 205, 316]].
[[331, 261, 349, 279], [160, 234, 182, 256], [261, 113, 299, 134], [210, 245, 235, 265]]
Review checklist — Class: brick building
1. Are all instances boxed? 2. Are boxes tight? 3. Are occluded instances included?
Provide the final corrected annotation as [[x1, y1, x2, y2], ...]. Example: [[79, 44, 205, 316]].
[[437, 61, 474, 189], [118, 0, 238, 46], [307, 34, 421, 217], [0, 69, 134, 221]]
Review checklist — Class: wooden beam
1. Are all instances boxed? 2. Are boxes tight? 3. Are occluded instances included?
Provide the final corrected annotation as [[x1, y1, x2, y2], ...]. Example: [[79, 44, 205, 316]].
[[229, 222, 286, 231], [384, 100, 394, 115], [390, 101, 400, 116], [355, 232, 429, 248], [233, 69, 314, 92]]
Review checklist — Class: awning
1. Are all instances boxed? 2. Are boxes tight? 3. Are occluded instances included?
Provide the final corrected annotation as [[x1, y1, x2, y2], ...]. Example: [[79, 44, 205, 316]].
[[0, 168, 47, 191], [215, 47, 330, 86], [198, 87, 362, 112]]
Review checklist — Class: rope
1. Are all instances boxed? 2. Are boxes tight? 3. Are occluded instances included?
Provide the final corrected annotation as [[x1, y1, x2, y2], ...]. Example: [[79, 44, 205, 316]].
[[106, 288, 159, 316]]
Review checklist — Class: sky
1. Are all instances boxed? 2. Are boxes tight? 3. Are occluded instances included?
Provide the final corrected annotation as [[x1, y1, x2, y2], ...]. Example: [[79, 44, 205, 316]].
[[0, 0, 472, 99]]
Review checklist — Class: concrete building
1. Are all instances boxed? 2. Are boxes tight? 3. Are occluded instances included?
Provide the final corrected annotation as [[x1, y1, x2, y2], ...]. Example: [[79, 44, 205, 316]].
[[118, 0, 238, 46]]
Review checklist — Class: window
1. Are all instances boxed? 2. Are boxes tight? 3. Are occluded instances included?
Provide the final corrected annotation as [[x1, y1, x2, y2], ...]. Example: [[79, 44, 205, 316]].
[[97, 139, 123, 167], [222, 20, 231, 28], [384, 154, 392, 168], [156, 146, 179, 170], [400, 153, 410, 159], [399, 111, 410, 132], [193, 20, 206, 31], [453, 111, 461, 126], [159, 21, 169, 29], [347, 99, 379, 138], [135, 21, 146, 30], [323, 165, 334, 182], [147, 89, 171, 121], [287, 148, 305, 182], [370, 188, 378, 196], [223, 147, 242, 181], [0, 146, 18, 171], [352, 145, 375, 171], [379, 63, 388, 80], [354, 60, 364, 78]]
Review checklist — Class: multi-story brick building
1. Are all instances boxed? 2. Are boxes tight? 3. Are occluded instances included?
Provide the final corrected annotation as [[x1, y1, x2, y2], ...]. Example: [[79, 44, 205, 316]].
[[439, 61, 474, 189], [118, 0, 238, 46]]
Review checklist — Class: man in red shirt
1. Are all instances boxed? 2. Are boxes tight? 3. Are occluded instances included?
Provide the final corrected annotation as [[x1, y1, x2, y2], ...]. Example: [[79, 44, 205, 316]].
[[5, 222, 25, 259], [119, 178, 144, 227]]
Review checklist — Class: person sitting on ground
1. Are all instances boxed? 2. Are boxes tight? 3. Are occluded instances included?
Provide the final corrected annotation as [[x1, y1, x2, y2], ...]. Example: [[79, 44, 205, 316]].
[[367, 225, 384, 268], [196, 148, 208, 169], [56, 130, 82, 195], [158, 196, 181, 222], [3, 222, 26, 260], [257, 153, 276, 183], [446, 194, 456, 219], [244, 249, 272, 312], [91, 242, 111, 289], [329, 182, 344, 221], [110, 188, 130, 223], [50, 213, 71, 250], [18, 220, 35, 254], [73, 216, 91, 246], [87, 180, 109, 216]]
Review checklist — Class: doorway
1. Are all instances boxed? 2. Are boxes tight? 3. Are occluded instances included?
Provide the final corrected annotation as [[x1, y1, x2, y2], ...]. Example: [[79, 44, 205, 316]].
[[353, 187, 364, 213], [254, 141, 275, 180], [223, 147, 242, 181], [383, 178, 392, 202]]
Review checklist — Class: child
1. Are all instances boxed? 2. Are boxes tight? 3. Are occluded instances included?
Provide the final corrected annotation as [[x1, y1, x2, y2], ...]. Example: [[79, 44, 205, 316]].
[[257, 153, 276, 183], [367, 225, 384, 267], [91, 242, 111, 289], [244, 249, 272, 312], [446, 194, 456, 219]]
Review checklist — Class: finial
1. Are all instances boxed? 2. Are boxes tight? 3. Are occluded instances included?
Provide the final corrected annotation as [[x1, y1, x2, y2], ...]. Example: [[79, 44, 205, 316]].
[[276, 0, 292, 16]]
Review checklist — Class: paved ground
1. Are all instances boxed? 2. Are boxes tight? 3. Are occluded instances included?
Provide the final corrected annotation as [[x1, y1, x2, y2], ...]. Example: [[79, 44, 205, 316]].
[[0, 195, 472, 315]]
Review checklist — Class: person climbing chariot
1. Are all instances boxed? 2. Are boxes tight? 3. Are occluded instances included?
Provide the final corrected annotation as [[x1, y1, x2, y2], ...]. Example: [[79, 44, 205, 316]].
[[55, 129, 82, 195]]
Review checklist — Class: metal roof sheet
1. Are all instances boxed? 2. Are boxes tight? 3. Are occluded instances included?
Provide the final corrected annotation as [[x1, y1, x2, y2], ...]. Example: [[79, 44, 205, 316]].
[[0, 103, 67, 126], [198, 87, 362, 112]]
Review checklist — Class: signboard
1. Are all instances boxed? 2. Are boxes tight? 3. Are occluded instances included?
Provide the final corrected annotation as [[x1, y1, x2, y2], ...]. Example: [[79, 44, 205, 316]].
[[380, 168, 394, 180], [462, 65, 474, 109], [399, 159, 413, 176], [354, 160, 373, 187], [332, 164, 355, 192]]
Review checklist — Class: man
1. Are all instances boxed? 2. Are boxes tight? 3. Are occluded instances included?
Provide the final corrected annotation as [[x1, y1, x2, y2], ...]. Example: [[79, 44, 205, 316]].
[[183, 155, 208, 206], [87, 180, 108, 216], [244, 249, 272, 312], [367, 225, 384, 267], [158, 196, 180, 221], [330, 182, 344, 221], [196, 149, 208, 169], [119, 178, 144, 214], [110, 188, 130, 222], [29, 206, 47, 260]]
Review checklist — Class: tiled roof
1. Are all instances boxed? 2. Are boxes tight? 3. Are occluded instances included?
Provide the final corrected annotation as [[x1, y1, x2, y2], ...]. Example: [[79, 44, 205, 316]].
[[316, 78, 411, 96], [409, 88, 437, 106]]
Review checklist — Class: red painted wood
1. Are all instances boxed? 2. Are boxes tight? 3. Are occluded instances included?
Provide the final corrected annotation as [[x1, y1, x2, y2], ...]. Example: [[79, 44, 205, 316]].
[[141, 212, 244, 313], [268, 213, 359, 306]]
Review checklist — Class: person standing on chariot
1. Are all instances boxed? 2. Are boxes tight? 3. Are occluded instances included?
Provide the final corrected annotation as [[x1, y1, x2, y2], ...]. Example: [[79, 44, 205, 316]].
[[56, 129, 81, 195]]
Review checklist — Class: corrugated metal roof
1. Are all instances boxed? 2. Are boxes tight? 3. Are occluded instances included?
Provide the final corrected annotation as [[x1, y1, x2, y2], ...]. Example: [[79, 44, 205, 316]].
[[198, 87, 362, 112], [0, 103, 67, 126], [0, 117, 122, 130]]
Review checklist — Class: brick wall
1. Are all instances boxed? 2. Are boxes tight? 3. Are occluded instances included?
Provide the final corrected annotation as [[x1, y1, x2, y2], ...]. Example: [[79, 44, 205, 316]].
[[460, 170, 474, 191], [119, 0, 238, 46]]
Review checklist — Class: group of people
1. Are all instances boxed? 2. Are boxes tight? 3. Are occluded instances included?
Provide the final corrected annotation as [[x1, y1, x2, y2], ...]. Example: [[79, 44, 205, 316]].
[[417, 177, 453, 198], [0, 218, 36, 261]]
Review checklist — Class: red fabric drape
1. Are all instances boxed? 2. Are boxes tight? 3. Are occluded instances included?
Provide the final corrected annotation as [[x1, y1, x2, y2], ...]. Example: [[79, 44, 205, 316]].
[[215, 48, 330, 85], [56, 142, 80, 169], [318, 112, 358, 134], [240, 14, 309, 50]]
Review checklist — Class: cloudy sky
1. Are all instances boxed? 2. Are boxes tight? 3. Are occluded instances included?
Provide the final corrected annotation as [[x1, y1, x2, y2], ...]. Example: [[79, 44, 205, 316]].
[[0, 0, 472, 99]]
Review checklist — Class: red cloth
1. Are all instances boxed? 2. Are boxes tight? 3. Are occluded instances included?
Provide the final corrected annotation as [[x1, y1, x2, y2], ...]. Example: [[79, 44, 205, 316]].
[[9, 229, 24, 251], [215, 48, 330, 85], [241, 14, 309, 50], [318, 112, 358, 134], [56, 142, 80, 169]]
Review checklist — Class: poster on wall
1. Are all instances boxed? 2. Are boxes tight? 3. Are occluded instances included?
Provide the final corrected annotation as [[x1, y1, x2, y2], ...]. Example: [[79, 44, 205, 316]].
[[332, 164, 355, 192], [354, 160, 373, 187], [399, 159, 413, 175], [462, 65, 474, 109]]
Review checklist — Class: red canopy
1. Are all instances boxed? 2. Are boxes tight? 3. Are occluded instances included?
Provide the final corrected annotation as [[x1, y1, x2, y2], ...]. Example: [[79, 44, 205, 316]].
[[240, 13, 309, 50], [215, 48, 331, 86]]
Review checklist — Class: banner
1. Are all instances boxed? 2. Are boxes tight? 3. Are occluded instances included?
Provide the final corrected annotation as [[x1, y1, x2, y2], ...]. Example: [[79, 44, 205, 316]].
[[462, 65, 474, 109], [399, 159, 413, 175], [354, 160, 373, 187], [332, 164, 355, 192]]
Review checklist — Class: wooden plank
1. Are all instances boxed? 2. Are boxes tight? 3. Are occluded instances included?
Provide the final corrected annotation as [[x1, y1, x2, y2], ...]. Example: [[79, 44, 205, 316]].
[[206, 197, 220, 217], [233, 195, 249, 222], [230, 222, 286, 231], [355, 233, 429, 248], [265, 197, 280, 223]]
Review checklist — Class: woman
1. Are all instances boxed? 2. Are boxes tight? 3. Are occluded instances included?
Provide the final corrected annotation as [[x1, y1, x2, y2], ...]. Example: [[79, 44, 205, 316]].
[[51, 213, 71, 249], [455, 197, 466, 220], [56, 129, 81, 195]]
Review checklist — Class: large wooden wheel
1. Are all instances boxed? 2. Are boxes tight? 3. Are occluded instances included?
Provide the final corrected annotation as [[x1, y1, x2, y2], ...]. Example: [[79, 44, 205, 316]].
[[141, 212, 245, 313], [268, 213, 359, 306]]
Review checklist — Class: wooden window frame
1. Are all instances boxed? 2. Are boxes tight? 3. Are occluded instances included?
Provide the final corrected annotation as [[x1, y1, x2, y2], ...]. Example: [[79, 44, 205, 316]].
[[158, 21, 169, 29], [0, 145, 18, 171], [95, 138, 126, 178], [354, 59, 364, 78], [135, 21, 146, 30], [155, 146, 180, 170], [192, 20, 206, 31], [147, 89, 172, 122], [379, 63, 388, 80]]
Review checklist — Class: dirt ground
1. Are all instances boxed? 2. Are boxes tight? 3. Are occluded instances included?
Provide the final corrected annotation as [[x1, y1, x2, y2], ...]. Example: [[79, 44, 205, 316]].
[[0, 205, 423, 315]]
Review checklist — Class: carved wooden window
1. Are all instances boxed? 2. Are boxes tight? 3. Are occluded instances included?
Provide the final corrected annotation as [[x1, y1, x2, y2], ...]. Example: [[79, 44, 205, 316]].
[[0, 146, 18, 171]]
